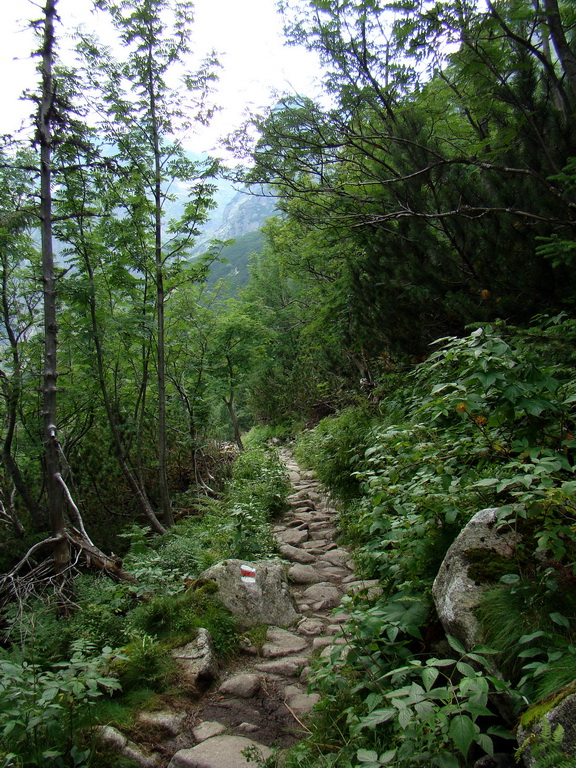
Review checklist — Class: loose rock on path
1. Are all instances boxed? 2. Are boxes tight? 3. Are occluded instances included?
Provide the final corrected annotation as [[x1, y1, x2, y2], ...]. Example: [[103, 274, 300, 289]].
[[105, 448, 370, 768]]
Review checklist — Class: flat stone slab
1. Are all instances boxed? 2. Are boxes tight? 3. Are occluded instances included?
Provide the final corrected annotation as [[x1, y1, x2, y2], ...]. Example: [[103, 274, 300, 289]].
[[301, 583, 342, 609], [262, 627, 309, 658], [168, 736, 272, 768], [315, 565, 352, 581], [288, 564, 322, 584], [254, 656, 310, 676], [301, 539, 330, 550], [218, 674, 261, 699], [278, 544, 316, 564], [277, 529, 309, 546], [287, 490, 313, 503], [308, 521, 334, 531], [312, 636, 333, 650], [320, 548, 351, 566]]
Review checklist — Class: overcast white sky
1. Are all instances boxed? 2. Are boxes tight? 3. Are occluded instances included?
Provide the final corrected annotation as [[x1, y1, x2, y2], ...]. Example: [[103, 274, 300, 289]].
[[0, 0, 321, 158]]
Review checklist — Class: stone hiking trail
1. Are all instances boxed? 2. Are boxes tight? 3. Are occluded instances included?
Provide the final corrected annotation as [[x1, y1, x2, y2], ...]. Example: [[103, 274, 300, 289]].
[[99, 449, 379, 768]]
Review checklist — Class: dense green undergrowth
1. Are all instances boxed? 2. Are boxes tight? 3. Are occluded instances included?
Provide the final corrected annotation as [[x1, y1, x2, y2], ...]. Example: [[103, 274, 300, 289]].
[[285, 316, 576, 768], [0, 447, 289, 768]]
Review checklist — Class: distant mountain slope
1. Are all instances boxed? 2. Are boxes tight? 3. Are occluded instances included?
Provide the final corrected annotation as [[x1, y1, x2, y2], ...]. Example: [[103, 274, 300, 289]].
[[195, 184, 277, 292], [207, 230, 264, 290], [197, 187, 277, 245]]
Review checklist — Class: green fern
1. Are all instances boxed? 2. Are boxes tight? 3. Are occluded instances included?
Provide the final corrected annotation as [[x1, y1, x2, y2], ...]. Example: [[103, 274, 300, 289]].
[[516, 721, 574, 768]]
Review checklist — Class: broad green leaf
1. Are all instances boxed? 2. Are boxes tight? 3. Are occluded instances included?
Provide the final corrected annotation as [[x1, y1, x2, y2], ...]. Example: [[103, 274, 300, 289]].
[[519, 631, 546, 644], [449, 714, 476, 756], [432, 753, 461, 768], [422, 665, 439, 691], [456, 661, 476, 678], [550, 612, 570, 629], [359, 708, 396, 728], [447, 635, 466, 654], [500, 573, 520, 584]]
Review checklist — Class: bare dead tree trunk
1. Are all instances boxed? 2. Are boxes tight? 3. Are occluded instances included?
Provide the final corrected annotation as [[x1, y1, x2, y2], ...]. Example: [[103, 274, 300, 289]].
[[38, 0, 70, 576]]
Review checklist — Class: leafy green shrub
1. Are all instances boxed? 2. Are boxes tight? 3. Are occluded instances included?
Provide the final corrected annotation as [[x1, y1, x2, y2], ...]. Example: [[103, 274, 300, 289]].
[[229, 446, 290, 517], [0, 642, 120, 767], [285, 317, 576, 766], [242, 423, 294, 447], [295, 406, 382, 503]]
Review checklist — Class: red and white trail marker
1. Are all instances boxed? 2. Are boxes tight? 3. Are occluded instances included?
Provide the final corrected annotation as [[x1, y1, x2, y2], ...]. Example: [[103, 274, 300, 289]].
[[240, 564, 256, 583]]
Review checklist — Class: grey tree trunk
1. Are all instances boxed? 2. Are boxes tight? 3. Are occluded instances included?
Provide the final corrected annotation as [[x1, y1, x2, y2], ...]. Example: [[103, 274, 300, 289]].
[[38, 0, 70, 574]]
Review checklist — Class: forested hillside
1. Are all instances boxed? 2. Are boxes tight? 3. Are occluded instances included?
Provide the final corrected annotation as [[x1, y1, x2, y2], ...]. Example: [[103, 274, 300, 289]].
[[0, 0, 575, 766]]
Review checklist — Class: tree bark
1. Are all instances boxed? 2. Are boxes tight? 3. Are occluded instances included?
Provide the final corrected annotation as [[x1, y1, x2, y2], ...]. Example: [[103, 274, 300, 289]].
[[543, 0, 576, 102]]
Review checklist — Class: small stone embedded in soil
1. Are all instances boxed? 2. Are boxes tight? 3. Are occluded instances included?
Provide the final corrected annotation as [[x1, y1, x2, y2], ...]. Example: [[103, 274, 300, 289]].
[[168, 735, 272, 768], [172, 628, 219, 692], [218, 673, 261, 698], [284, 684, 303, 698], [192, 721, 227, 743], [236, 722, 259, 734], [286, 693, 322, 716], [297, 617, 326, 635]]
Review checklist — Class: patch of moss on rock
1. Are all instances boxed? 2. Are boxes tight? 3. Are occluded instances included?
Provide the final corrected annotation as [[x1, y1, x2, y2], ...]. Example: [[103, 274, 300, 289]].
[[465, 547, 519, 583]]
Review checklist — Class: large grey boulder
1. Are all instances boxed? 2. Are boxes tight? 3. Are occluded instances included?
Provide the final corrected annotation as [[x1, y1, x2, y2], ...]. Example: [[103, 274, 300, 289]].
[[432, 508, 520, 649], [199, 559, 298, 628], [172, 628, 219, 691]]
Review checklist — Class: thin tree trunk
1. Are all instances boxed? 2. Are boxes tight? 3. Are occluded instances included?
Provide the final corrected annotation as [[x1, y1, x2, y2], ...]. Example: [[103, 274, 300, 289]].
[[148, 43, 173, 528], [38, 0, 70, 574]]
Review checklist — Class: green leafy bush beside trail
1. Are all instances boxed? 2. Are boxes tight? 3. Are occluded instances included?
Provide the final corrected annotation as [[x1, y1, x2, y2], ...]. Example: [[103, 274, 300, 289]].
[[288, 316, 576, 767]]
